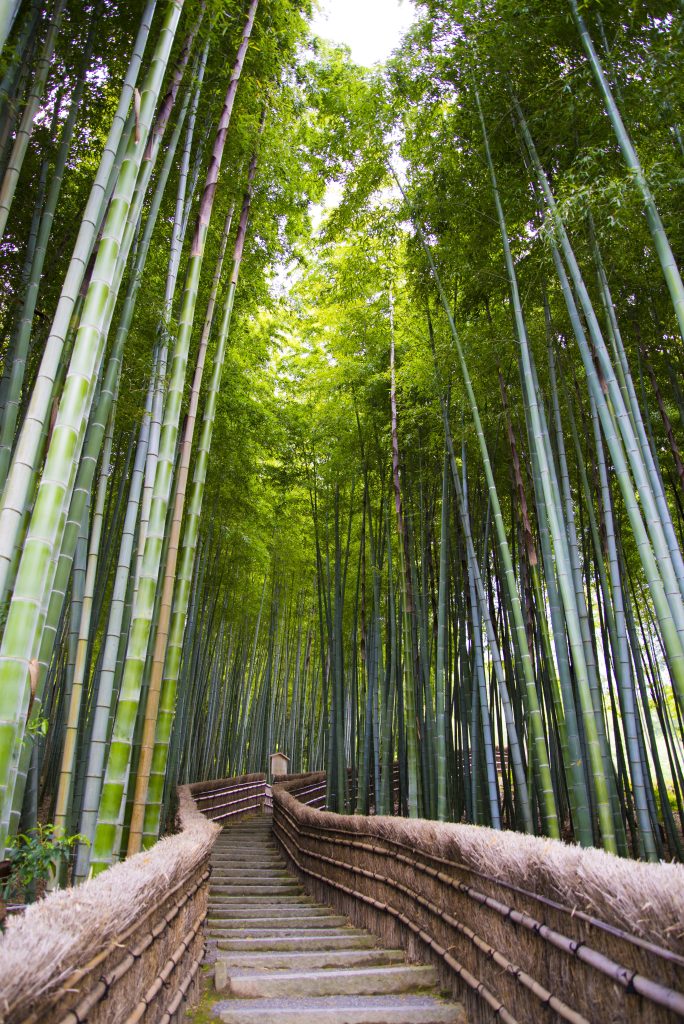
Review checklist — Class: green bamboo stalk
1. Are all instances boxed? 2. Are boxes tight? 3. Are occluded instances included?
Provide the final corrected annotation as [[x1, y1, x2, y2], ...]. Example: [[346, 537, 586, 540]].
[[73, 412, 145, 871], [516, 98, 684, 677], [415, 487, 436, 819], [550, 238, 684, 710], [0, 0, 157, 608], [477, 94, 616, 849], [356, 486, 372, 815], [389, 293, 419, 818], [127, 199, 233, 855], [0, 0, 66, 243], [0, 0, 183, 851], [5, 15, 192, 833], [588, 217, 684, 588], [331, 485, 348, 812], [589, 394, 658, 860], [143, 145, 260, 842], [12, 85, 186, 846], [462, 447, 500, 828], [0, 0, 22, 56], [542, 304, 596, 844], [383, 515, 398, 813], [0, 9, 98, 488], [399, 175, 559, 835], [568, 0, 684, 342], [91, 0, 259, 871], [0, 0, 40, 131], [135, 39, 207, 590], [53, 391, 117, 838], [0, 126, 49, 431]]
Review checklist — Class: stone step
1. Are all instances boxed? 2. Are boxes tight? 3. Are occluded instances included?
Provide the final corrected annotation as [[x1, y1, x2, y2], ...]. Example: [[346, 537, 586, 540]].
[[211, 880, 291, 887], [217, 825, 273, 829], [213, 845, 279, 852], [212, 857, 282, 864], [216, 826, 272, 830], [211, 884, 304, 896], [211, 867, 289, 875], [215, 834, 273, 840], [214, 948, 405, 974], [215, 829, 273, 834], [215, 934, 377, 952], [210, 851, 282, 860], [214, 835, 276, 841], [206, 816, 465, 1024], [216, 995, 465, 1024], [208, 895, 315, 906], [210, 876, 297, 885], [214, 843, 278, 851], [208, 915, 349, 930], [213, 843, 278, 850], [212, 865, 284, 873], [211, 843, 278, 851], [211, 872, 292, 881], [211, 856, 282, 863], [207, 925, 358, 939], [213, 839, 278, 845], [208, 905, 333, 919], [221, 965, 438, 1000], [218, 817, 270, 822], [211, 860, 286, 868], [218, 820, 271, 825], [216, 826, 272, 831], [216, 823, 271, 828], [213, 841, 277, 848], [215, 829, 274, 835], [215, 830, 274, 834]]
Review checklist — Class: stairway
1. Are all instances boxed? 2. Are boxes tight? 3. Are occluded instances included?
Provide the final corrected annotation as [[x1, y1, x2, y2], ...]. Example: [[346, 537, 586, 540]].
[[206, 815, 466, 1024]]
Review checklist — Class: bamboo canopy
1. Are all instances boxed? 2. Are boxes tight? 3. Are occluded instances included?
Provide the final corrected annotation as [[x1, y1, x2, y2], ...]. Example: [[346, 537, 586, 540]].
[[0, 0, 681, 909]]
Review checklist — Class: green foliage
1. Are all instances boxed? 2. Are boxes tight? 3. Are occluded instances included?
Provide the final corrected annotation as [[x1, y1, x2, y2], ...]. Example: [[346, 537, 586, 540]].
[[2, 825, 88, 903], [25, 716, 48, 739]]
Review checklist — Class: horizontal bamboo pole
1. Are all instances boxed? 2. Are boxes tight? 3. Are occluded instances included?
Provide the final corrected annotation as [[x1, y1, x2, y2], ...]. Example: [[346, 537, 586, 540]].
[[54, 866, 210, 1024], [274, 808, 518, 1023], [124, 906, 206, 1023], [158, 955, 202, 1024], [272, 782, 684, 1022], [194, 779, 267, 803], [275, 780, 684, 972]]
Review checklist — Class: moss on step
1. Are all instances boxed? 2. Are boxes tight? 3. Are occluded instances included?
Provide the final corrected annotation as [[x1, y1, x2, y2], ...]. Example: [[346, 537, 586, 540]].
[[185, 964, 223, 1023]]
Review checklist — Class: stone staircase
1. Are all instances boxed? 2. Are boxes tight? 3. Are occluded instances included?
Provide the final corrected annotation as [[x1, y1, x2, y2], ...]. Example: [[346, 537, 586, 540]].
[[206, 815, 466, 1024]]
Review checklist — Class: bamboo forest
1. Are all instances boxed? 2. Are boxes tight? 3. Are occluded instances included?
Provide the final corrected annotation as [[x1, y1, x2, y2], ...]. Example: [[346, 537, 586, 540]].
[[1, 0, 684, 913]]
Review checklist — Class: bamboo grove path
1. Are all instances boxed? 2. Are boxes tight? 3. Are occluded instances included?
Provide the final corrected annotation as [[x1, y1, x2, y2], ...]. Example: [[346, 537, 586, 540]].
[[2, 772, 681, 1023], [204, 814, 466, 1024]]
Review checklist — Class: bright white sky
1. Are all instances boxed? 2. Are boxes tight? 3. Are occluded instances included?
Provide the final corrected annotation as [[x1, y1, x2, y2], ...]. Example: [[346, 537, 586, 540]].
[[309, 0, 416, 67]]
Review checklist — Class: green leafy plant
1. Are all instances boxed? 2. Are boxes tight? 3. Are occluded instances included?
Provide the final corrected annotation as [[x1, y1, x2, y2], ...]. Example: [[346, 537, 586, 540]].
[[25, 716, 49, 739], [1, 824, 89, 904]]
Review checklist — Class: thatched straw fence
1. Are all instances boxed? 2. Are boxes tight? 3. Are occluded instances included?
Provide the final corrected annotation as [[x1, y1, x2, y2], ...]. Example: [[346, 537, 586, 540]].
[[0, 772, 268, 1024], [273, 772, 684, 1024]]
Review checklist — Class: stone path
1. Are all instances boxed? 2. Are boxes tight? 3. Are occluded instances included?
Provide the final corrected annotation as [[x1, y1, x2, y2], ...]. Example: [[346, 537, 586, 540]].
[[206, 815, 466, 1024]]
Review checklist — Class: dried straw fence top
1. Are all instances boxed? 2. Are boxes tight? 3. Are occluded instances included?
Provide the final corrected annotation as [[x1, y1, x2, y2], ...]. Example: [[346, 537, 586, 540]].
[[275, 777, 684, 956], [0, 785, 219, 1023]]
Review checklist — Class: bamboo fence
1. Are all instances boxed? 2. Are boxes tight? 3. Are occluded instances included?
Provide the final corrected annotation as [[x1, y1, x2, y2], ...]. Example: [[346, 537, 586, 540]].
[[0, 774, 268, 1023], [272, 773, 684, 1024]]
